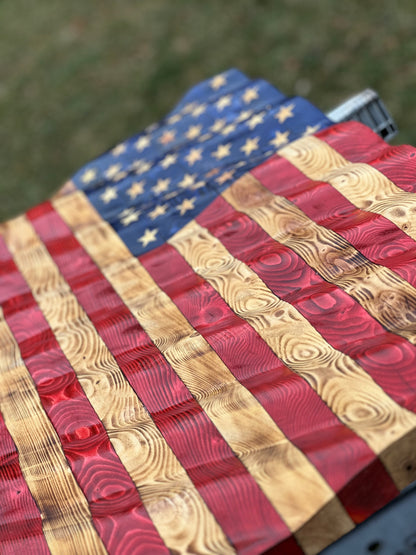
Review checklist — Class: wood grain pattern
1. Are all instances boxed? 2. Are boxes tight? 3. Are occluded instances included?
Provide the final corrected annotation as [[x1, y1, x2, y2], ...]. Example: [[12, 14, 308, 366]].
[[195, 196, 401, 520], [52, 190, 352, 545], [4, 214, 231, 555], [0, 410, 50, 554], [222, 173, 416, 347], [169, 219, 416, 486], [31, 201, 297, 555], [0, 307, 106, 555], [279, 135, 416, 243]]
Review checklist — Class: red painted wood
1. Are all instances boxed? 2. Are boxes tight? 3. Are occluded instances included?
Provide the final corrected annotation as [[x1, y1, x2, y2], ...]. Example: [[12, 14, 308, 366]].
[[29, 203, 300, 555], [0, 236, 169, 555], [251, 158, 416, 412], [194, 197, 398, 521], [0, 410, 50, 554]]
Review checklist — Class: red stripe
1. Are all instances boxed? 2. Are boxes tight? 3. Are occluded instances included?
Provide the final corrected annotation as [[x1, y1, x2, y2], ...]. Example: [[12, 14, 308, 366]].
[[28, 202, 301, 555], [316, 122, 390, 163], [251, 158, 416, 411], [194, 196, 399, 521], [318, 122, 416, 193], [0, 237, 168, 555], [0, 411, 50, 554]]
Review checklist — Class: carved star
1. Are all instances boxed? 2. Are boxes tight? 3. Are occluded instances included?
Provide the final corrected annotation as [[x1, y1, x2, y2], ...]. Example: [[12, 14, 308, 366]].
[[120, 208, 140, 226], [270, 130, 290, 148], [135, 136, 150, 152], [113, 171, 127, 181], [152, 178, 170, 194], [221, 123, 236, 136], [210, 118, 226, 133], [100, 186, 118, 204], [149, 204, 168, 220], [186, 125, 202, 140], [215, 95, 232, 111], [192, 103, 206, 117], [105, 164, 122, 179], [205, 168, 220, 178], [236, 110, 252, 123], [167, 113, 182, 125], [198, 133, 212, 143], [134, 160, 152, 175], [216, 170, 235, 185], [177, 197, 196, 216], [179, 174, 196, 189], [158, 129, 176, 145], [160, 154, 177, 169], [275, 103, 295, 123], [242, 87, 259, 104], [185, 147, 203, 166], [212, 143, 231, 160], [81, 168, 97, 184], [210, 74, 227, 90], [112, 143, 126, 156], [303, 124, 320, 136], [127, 181, 145, 199], [246, 112, 265, 129], [182, 102, 197, 114], [241, 137, 259, 156], [138, 228, 158, 248]]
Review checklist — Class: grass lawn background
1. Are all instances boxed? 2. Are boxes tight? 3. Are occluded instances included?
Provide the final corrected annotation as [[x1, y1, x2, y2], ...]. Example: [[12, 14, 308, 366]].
[[1, 0, 415, 220]]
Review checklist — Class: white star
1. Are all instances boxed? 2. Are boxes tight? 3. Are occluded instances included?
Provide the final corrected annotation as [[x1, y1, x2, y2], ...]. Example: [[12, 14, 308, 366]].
[[149, 204, 168, 220], [212, 143, 232, 160], [152, 178, 170, 194], [270, 130, 290, 148], [135, 136, 150, 151], [167, 113, 182, 125], [303, 124, 320, 136], [138, 228, 158, 248], [134, 160, 152, 175], [160, 154, 177, 169], [185, 147, 203, 166], [120, 208, 140, 226], [192, 103, 207, 117], [241, 137, 259, 156], [210, 119, 226, 133], [182, 102, 197, 114], [177, 197, 196, 216], [105, 164, 122, 179], [81, 168, 97, 184], [112, 143, 126, 156], [246, 112, 265, 129], [179, 174, 197, 189], [221, 123, 236, 136], [158, 129, 176, 145], [186, 125, 202, 140], [127, 181, 145, 199], [100, 186, 118, 204], [215, 95, 232, 111], [275, 103, 295, 123], [210, 74, 227, 90], [236, 110, 252, 123], [242, 87, 259, 104]]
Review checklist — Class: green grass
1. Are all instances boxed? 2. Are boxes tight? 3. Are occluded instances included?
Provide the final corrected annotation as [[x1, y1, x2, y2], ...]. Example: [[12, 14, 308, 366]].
[[1, 0, 415, 219]]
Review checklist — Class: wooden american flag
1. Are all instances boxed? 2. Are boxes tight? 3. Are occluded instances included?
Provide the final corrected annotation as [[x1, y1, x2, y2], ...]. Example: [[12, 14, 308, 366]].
[[1, 70, 415, 554]]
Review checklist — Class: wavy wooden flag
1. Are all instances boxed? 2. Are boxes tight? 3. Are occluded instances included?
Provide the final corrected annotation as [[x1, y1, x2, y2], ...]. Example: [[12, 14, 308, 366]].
[[1, 70, 415, 554]]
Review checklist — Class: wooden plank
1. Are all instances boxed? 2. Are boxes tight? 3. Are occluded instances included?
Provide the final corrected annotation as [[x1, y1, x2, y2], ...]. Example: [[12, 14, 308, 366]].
[[169, 218, 416, 491], [0, 307, 106, 555], [223, 173, 416, 346], [279, 135, 416, 244], [5, 214, 232, 555], [54, 190, 353, 547]]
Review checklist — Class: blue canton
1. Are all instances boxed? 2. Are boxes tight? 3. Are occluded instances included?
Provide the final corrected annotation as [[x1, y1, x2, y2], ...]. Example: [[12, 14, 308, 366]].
[[73, 69, 332, 256]]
